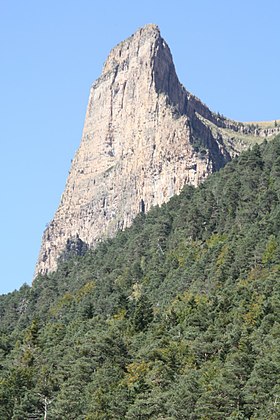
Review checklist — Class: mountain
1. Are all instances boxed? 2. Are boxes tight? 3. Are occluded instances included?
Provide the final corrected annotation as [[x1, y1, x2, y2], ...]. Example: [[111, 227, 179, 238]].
[[35, 24, 280, 277], [1, 135, 280, 418]]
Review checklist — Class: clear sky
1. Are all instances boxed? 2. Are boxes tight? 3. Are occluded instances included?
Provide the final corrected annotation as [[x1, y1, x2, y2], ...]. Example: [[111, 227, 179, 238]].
[[1, 0, 279, 294]]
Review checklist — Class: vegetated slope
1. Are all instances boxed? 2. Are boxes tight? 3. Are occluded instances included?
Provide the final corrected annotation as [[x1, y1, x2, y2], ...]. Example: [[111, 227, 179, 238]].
[[1, 135, 280, 419]]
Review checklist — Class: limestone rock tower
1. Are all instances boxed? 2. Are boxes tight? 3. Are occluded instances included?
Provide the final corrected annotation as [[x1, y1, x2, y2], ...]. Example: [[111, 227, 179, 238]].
[[35, 24, 245, 276]]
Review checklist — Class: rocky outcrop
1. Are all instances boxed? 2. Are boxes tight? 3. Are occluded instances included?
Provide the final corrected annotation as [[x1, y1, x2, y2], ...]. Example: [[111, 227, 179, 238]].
[[35, 24, 277, 276]]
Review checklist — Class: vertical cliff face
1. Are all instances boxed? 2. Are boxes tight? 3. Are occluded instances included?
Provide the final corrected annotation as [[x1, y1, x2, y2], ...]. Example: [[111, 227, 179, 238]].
[[35, 24, 271, 276]]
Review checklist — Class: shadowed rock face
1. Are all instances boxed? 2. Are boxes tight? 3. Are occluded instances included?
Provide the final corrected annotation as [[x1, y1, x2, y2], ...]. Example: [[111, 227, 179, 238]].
[[34, 24, 273, 276]]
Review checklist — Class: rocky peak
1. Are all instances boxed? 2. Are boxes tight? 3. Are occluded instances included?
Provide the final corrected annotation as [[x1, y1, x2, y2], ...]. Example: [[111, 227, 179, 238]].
[[35, 25, 277, 277], [102, 24, 161, 75]]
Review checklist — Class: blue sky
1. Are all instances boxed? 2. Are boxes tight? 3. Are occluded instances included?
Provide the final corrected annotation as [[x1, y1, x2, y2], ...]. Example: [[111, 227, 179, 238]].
[[1, 0, 279, 294]]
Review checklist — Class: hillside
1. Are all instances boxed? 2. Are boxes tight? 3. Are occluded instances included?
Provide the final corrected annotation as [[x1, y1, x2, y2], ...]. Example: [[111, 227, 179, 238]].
[[1, 135, 280, 419]]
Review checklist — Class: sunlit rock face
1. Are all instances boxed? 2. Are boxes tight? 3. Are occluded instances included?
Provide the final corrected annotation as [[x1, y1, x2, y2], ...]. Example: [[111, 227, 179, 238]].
[[35, 24, 268, 276]]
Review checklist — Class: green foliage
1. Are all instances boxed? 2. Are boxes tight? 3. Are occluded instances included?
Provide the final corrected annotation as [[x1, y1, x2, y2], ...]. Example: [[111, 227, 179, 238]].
[[1, 134, 280, 418]]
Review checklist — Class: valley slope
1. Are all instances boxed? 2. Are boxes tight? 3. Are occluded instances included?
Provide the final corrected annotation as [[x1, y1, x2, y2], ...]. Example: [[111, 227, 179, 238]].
[[1, 136, 280, 418]]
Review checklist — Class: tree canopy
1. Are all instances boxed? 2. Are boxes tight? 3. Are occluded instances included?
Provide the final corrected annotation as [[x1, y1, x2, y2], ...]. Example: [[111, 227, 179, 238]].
[[1, 135, 280, 419]]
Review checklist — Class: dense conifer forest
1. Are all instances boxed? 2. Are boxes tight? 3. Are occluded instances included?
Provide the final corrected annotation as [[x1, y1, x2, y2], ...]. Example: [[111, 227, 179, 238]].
[[1, 135, 280, 419]]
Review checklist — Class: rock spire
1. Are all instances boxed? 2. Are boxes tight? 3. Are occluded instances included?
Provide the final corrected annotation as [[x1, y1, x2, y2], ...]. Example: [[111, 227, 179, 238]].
[[35, 24, 276, 276]]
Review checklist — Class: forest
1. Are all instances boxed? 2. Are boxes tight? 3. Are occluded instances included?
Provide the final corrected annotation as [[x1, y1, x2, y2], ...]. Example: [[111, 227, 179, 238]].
[[1, 135, 280, 419]]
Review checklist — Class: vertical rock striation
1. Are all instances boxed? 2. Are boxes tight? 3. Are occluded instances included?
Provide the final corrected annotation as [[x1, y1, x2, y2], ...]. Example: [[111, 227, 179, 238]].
[[35, 24, 276, 276]]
